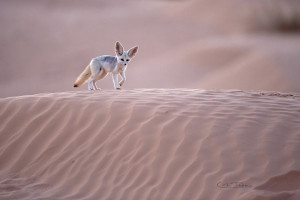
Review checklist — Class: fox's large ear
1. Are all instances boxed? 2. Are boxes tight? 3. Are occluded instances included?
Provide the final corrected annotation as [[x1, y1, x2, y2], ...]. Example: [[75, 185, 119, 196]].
[[115, 41, 124, 56], [128, 46, 138, 58]]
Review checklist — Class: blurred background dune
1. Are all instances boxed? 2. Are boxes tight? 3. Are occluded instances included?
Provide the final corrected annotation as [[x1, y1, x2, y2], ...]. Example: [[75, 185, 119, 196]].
[[1, 0, 300, 97]]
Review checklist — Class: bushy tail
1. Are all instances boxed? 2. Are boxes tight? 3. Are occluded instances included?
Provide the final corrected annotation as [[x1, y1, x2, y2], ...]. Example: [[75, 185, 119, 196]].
[[73, 65, 91, 87]]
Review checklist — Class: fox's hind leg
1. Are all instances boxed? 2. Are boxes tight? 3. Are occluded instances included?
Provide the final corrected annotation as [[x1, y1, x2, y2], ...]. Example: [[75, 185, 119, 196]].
[[88, 77, 101, 90], [88, 78, 94, 90], [92, 80, 100, 90], [89, 60, 102, 90], [88, 78, 101, 90], [89, 67, 108, 90]]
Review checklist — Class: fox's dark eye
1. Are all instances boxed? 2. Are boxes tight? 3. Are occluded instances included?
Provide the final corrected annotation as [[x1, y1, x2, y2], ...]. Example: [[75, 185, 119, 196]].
[[121, 59, 124, 61], [126, 59, 129, 62]]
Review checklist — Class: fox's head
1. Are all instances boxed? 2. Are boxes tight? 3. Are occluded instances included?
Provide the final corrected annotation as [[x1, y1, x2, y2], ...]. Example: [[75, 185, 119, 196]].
[[115, 41, 138, 67]]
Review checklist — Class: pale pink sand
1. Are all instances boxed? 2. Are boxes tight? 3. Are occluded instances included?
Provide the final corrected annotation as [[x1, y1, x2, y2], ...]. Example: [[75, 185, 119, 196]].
[[0, 89, 299, 200], [1, 0, 300, 97]]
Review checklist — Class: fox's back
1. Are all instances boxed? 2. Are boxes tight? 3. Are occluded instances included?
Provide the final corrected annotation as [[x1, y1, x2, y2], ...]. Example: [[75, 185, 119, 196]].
[[97, 55, 117, 66], [91, 55, 117, 72]]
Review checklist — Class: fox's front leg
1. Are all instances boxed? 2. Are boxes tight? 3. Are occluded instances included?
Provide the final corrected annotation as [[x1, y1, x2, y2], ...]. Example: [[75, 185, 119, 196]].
[[112, 73, 120, 90], [119, 71, 126, 87]]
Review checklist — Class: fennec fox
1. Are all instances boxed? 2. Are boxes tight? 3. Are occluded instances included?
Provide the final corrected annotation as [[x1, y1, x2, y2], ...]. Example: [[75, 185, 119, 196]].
[[74, 41, 138, 90]]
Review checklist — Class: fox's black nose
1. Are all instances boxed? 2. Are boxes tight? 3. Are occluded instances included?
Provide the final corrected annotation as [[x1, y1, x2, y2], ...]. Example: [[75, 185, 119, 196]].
[[124, 63, 127, 66]]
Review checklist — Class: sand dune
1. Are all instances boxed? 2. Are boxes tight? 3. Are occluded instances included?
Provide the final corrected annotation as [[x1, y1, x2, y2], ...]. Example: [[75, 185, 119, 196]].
[[1, 0, 300, 97], [1, 0, 299, 199], [0, 89, 299, 200]]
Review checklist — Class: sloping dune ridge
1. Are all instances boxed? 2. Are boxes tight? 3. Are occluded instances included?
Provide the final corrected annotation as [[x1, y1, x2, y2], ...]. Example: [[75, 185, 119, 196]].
[[0, 89, 300, 200]]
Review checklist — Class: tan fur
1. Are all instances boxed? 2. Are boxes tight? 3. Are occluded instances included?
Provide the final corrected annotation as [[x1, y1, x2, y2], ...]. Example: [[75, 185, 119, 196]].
[[73, 65, 91, 87]]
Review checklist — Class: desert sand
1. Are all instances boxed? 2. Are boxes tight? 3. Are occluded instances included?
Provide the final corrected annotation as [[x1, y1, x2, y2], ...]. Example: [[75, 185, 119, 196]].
[[1, 0, 300, 97], [0, 89, 300, 200], [1, 0, 300, 199]]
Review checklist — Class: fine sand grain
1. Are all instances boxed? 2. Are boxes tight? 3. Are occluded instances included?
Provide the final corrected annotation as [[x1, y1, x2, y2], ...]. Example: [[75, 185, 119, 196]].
[[0, 89, 299, 200]]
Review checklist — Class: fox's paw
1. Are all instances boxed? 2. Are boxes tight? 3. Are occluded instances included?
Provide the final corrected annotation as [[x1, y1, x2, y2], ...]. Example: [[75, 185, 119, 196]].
[[119, 81, 124, 87], [116, 87, 121, 90]]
